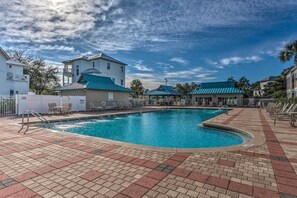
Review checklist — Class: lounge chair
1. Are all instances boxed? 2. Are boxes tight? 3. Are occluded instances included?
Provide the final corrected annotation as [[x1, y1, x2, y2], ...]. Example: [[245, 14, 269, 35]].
[[270, 103, 292, 118], [89, 102, 103, 111], [116, 101, 125, 110], [274, 104, 297, 125], [121, 101, 132, 109], [48, 103, 57, 115], [105, 101, 114, 110], [62, 103, 72, 115], [266, 103, 288, 116], [289, 111, 297, 127]]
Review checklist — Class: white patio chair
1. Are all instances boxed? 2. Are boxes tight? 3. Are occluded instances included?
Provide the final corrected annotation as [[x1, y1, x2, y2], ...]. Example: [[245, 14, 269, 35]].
[[274, 104, 297, 125]]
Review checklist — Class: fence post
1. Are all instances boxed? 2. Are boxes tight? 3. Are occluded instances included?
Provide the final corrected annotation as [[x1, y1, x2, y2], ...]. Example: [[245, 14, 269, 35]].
[[15, 94, 18, 115]]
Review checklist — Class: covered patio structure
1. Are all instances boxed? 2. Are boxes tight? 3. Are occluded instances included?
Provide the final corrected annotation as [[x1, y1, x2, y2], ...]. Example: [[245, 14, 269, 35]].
[[146, 85, 183, 105], [189, 81, 245, 107]]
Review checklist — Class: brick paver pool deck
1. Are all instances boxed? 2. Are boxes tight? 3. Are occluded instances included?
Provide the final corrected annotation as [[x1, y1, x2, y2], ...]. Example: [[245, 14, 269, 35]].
[[0, 108, 296, 198]]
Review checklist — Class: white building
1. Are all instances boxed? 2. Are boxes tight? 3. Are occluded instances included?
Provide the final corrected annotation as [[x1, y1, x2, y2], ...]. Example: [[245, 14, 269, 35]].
[[62, 53, 126, 87], [285, 66, 297, 98], [0, 47, 29, 96], [253, 76, 277, 97]]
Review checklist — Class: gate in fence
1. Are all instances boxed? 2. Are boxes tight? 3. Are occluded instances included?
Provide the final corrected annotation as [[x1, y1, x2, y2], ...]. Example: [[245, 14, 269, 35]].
[[0, 96, 16, 116]]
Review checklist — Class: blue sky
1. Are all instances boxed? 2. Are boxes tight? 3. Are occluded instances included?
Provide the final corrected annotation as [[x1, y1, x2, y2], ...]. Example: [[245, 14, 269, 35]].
[[1, 0, 297, 89]]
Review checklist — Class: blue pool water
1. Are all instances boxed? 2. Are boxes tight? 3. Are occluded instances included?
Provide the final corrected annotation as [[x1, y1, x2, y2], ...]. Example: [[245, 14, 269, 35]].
[[47, 109, 245, 148]]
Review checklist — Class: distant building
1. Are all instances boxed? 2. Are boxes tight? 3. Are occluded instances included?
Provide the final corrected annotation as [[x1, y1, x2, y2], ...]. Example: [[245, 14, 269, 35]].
[[62, 53, 126, 87], [0, 47, 29, 96], [55, 73, 131, 110], [285, 66, 297, 98], [253, 76, 278, 97], [189, 81, 244, 106]]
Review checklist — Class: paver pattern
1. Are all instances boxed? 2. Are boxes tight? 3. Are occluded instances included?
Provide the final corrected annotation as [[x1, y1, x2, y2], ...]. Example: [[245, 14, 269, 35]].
[[0, 107, 296, 197]]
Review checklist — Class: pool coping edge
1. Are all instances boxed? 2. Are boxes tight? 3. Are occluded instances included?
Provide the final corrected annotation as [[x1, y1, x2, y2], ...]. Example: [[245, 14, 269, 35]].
[[35, 108, 265, 153]]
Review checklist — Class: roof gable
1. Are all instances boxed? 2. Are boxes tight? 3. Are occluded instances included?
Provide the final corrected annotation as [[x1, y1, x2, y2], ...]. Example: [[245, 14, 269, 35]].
[[88, 53, 126, 65], [259, 76, 278, 82], [0, 47, 25, 66], [63, 53, 126, 65], [6, 60, 25, 66], [0, 47, 11, 60]]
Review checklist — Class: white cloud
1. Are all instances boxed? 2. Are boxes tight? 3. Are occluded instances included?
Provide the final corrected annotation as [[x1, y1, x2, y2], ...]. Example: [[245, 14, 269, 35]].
[[165, 67, 217, 79], [126, 77, 162, 90], [126, 66, 217, 89], [220, 56, 261, 65], [127, 73, 155, 79], [170, 57, 188, 65], [82, 51, 93, 56], [3, 0, 295, 53], [260, 40, 289, 57], [133, 64, 153, 72], [207, 55, 262, 69], [126, 72, 162, 89], [37, 45, 75, 52], [45, 60, 63, 67]]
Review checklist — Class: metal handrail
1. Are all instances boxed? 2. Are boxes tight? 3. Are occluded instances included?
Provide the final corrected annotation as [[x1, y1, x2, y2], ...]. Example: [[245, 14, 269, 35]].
[[18, 110, 50, 134], [215, 105, 229, 114]]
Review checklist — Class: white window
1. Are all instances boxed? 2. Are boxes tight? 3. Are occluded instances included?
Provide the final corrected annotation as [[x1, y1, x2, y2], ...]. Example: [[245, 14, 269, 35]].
[[121, 79, 124, 86], [121, 66, 124, 73], [108, 92, 113, 101], [107, 63, 110, 70]]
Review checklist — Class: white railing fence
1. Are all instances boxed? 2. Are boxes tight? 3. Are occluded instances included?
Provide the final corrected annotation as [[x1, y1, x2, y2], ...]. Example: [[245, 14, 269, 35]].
[[6, 72, 29, 81], [129, 98, 147, 106], [242, 98, 274, 107], [16, 95, 86, 115]]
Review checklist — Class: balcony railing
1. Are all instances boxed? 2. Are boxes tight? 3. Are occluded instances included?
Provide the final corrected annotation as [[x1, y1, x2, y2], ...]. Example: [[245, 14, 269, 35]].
[[6, 72, 29, 82], [63, 68, 72, 73]]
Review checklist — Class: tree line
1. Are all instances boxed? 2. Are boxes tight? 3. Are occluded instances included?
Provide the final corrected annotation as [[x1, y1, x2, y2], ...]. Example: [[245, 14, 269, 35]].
[[130, 39, 297, 100], [129, 74, 286, 99], [8, 50, 60, 95], [7, 39, 297, 99]]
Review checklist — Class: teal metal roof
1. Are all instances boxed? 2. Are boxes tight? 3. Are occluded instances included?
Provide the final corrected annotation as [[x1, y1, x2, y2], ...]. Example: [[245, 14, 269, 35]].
[[189, 81, 244, 95], [146, 85, 182, 96], [55, 73, 132, 92]]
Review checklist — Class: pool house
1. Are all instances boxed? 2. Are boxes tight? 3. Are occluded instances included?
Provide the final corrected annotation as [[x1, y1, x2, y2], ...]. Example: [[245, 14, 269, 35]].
[[189, 81, 244, 107], [146, 85, 183, 105], [55, 73, 132, 110]]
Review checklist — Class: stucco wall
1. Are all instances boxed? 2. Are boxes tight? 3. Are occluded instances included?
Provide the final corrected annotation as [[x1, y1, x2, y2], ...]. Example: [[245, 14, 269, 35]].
[[60, 89, 129, 110]]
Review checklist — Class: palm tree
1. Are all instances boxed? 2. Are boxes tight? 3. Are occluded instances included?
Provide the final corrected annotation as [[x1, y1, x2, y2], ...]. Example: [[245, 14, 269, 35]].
[[279, 40, 297, 65]]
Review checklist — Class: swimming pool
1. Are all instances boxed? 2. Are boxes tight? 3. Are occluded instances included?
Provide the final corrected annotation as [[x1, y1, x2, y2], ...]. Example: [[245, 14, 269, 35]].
[[47, 109, 248, 148]]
